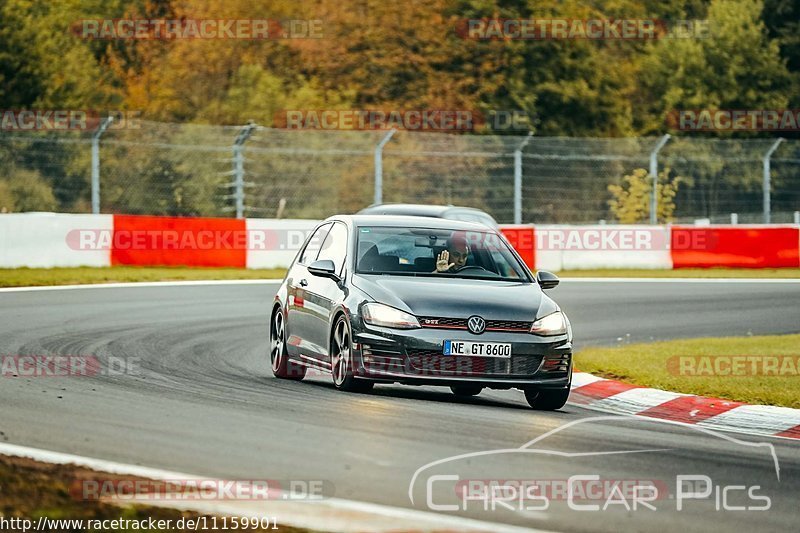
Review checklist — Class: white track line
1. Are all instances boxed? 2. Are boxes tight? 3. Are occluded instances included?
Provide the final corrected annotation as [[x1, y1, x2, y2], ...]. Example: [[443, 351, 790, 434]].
[[562, 277, 800, 283], [1, 277, 797, 293], [0, 279, 283, 292], [0, 442, 541, 533]]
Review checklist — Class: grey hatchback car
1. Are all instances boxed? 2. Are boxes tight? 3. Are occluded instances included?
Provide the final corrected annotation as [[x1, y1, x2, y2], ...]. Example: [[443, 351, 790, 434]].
[[270, 215, 573, 410]]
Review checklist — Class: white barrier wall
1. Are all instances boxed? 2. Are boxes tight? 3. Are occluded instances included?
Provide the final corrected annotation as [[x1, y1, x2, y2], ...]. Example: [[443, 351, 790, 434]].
[[0, 213, 112, 268], [533, 225, 673, 271], [246, 218, 319, 269], [2, 214, 794, 271]]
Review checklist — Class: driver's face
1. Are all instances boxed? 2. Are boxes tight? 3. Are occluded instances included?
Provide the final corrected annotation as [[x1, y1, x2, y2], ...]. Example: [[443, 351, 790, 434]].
[[449, 245, 469, 268]]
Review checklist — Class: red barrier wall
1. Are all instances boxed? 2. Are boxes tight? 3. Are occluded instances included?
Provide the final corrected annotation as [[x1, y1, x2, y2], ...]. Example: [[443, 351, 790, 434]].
[[671, 226, 800, 268], [500, 226, 536, 269], [104, 217, 798, 270], [111, 215, 247, 267]]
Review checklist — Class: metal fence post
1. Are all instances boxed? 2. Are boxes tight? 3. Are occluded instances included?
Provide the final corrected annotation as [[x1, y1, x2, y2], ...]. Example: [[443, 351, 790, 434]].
[[649, 134, 671, 224], [91, 117, 114, 214], [762, 138, 784, 224], [374, 129, 396, 205], [513, 132, 533, 224], [232, 123, 256, 219]]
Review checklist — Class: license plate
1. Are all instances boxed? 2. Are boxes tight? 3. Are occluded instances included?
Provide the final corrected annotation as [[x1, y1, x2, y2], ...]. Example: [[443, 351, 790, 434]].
[[443, 340, 511, 358]]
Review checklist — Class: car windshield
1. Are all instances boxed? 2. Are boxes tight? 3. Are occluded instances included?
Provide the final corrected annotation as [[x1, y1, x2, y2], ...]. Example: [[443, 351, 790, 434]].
[[355, 226, 529, 282]]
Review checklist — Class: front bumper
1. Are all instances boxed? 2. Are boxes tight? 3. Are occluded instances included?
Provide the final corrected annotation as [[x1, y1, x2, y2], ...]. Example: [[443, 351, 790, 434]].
[[351, 323, 572, 390]]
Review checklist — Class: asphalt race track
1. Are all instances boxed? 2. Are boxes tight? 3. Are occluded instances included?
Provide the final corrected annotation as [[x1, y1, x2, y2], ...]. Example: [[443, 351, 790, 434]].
[[0, 279, 798, 532]]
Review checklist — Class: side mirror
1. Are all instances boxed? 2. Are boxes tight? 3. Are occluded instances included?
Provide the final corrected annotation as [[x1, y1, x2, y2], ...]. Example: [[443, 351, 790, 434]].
[[308, 259, 340, 281], [536, 270, 559, 289]]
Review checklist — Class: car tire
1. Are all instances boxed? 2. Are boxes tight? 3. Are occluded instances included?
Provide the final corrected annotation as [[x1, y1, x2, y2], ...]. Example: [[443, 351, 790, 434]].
[[270, 309, 306, 380], [330, 315, 373, 393], [450, 384, 482, 397], [524, 388, 570, 410]]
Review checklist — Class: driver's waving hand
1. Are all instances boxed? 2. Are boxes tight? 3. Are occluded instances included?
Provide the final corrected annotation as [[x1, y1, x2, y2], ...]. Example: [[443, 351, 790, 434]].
[[435, 233, 469, 272]]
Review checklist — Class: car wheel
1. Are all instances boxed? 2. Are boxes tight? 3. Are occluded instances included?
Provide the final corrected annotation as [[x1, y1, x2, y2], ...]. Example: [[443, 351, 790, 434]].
[[270, 309, 305, 380], [450, 384, 482, 397], [330, 315, 373, 393], [524, 388, 570, 410]]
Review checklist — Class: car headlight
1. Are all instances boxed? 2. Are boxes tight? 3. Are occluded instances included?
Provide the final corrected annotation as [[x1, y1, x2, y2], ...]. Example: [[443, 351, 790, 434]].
[[362, 303, 420, 329], [530, 311, 567, 336]]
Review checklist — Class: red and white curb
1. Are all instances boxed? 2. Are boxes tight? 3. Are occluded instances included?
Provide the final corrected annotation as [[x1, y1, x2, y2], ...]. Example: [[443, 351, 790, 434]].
[[570, 372, 800, 441]]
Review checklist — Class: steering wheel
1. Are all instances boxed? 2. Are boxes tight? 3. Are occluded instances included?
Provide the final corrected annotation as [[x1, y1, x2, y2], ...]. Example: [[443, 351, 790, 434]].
[[454, 265, 490, 274]]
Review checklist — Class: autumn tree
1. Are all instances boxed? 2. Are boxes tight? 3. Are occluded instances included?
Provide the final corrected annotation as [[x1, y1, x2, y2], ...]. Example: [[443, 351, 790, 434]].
[[636, 0, 792, 135], [608, 167, 684, 223]]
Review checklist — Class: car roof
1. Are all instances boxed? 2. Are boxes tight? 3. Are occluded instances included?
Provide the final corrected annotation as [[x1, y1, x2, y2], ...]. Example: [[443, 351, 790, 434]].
[[329, 214, 495, 231], [358, 203, 495, 216], [357, 204, 452, 217]]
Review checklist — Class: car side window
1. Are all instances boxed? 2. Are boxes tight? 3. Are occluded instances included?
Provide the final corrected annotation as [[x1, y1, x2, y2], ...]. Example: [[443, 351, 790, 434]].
[[316, 222, 348, 274], [298, 223, 331, 265]]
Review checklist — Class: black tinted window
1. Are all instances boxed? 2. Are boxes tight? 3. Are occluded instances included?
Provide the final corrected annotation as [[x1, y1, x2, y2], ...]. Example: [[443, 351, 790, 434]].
[[317, 222, 348, 274], [298, 223, 331, 264], [355, 226, 528, 281]]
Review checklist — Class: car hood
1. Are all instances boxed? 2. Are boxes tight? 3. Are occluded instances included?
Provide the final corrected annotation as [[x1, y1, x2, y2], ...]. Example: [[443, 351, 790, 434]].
[[352, 274, 557, 321]]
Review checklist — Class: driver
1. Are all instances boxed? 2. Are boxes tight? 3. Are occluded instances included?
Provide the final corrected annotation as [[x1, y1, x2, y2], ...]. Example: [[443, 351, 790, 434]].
[[434, 232, 470, 273]]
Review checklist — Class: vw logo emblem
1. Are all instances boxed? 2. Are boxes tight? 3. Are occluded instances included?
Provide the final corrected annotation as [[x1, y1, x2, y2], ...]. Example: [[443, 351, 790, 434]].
[[467, 315, 486, 334]]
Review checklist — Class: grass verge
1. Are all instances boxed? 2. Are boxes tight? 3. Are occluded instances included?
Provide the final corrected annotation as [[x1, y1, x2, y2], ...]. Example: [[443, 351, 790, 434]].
[[0, 266, 798, 288], [0, 454, 304, 532], [575, 334, 800, 408], [0, 266, 286, 287]]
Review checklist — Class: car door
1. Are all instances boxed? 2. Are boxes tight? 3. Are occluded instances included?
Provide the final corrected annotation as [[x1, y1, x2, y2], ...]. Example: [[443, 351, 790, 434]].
[[286, 223, 331, 359], [300, 221, 350, 363]]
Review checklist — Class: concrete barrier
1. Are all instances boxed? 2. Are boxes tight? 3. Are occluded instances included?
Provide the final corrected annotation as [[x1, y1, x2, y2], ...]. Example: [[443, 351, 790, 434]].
[[531, 225, 673, 271], [0, 213, 112, 268], [1, 213, 797, 271]]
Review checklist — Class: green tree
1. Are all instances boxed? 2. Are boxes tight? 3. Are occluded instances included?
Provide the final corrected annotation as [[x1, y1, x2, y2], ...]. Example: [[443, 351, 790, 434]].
[[0, 170, 58, 212], [608, 167, 684, 223], [762, 0, 800, 106], [637, 0, 791, 135]]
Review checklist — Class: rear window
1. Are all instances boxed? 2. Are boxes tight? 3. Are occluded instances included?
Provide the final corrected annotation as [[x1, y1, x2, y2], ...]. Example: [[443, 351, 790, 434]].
[[445, 210, 498, 228]]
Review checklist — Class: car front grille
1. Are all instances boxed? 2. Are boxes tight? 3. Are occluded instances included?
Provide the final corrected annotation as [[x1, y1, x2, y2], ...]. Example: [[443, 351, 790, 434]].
[[406, 349, 543, 376], [419, 317, 467, 329], [485, 319, 532, 332], [419, 317, 532, 333]]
